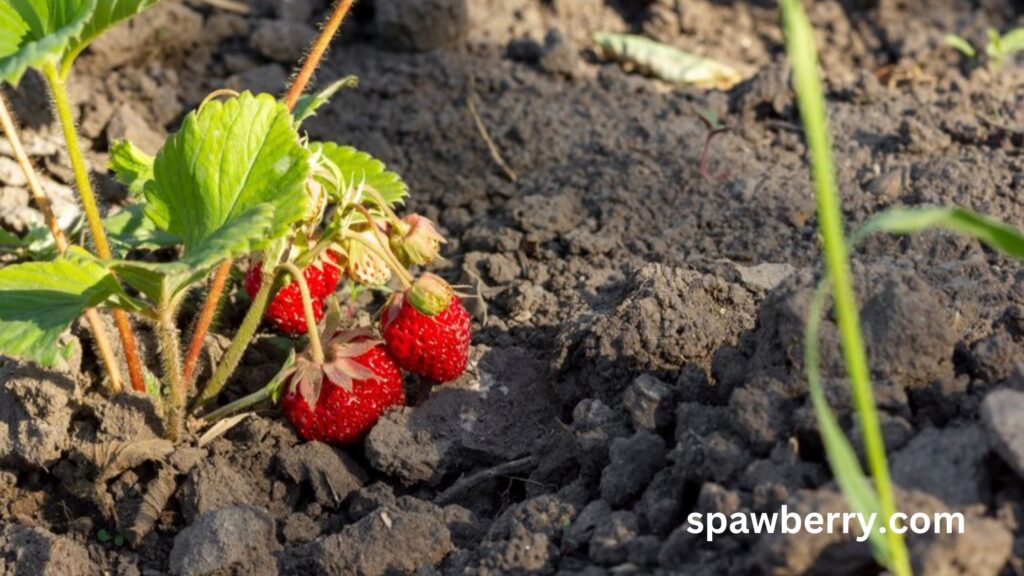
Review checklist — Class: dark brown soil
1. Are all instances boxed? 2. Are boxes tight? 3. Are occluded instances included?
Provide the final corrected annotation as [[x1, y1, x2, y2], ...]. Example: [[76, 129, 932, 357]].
[[1, 0, 1023, 574]]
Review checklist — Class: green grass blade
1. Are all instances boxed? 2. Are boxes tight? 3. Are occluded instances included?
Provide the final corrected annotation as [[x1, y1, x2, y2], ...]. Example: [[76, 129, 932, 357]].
[[779, 0, 911, 573], [805, 279, 891, 563], [855, 206, 1024, 258]]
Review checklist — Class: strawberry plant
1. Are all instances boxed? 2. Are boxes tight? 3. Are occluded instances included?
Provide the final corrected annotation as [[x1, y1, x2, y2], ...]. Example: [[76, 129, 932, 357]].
[[0, 0, 472, 444]]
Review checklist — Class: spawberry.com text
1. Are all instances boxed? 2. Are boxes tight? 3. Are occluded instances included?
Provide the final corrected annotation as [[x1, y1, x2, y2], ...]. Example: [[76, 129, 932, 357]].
[[686, 505, 965, 542]]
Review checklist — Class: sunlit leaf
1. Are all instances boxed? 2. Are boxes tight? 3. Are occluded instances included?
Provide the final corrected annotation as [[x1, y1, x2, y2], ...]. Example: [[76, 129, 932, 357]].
[[144, 91, 310, 253], [61, 0, 160, 71], [0, 0, 96, 85], [108, 204, 275, 304], [105, 203, 179, 255], [108, 139, 153, 197], [0, 247, 133, 364]]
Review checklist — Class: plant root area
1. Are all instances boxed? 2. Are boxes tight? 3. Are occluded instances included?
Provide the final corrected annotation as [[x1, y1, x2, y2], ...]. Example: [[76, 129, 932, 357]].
[[0, 0, 1023, 574]]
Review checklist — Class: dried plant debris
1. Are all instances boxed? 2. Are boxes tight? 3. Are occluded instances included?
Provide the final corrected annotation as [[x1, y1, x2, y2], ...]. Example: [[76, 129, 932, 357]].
[[594, 33, 745, 90]]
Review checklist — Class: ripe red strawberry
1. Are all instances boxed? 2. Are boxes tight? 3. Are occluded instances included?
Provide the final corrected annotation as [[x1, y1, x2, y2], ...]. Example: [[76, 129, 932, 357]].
[[245, 252, 342, 336], [381, 274, 471, 383], [280, 331, 405, 444]]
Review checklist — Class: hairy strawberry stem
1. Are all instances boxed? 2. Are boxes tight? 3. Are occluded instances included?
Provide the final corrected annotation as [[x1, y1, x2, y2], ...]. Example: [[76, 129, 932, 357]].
[[156, 302, 186, 441], [281, 262, 325, 364], [185, 0, 358, 403], [202, 376, 276, 423], [202, 350, 296, 423], [194, 262, 278, 410], [0, 94, 124, 393], [284, 0, 356, 110], [42, 61, 146, 393], [361, 185, 401, 223]]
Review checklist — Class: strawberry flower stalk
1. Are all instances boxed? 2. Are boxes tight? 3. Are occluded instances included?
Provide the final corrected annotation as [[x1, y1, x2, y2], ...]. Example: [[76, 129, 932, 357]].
[[280, 262, 325, 364], [341, 227, 394, 287], [342, 203, 416, 289]]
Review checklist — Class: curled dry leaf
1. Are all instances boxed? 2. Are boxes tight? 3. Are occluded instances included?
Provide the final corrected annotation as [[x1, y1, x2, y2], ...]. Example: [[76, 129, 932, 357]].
[[63, 439, 175, 523], [198, 413, 251, 448], [127, 466, 178, 545]]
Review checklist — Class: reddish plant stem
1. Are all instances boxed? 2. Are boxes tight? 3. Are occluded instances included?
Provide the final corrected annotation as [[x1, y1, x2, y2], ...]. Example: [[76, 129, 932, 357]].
[[284, 0, 356, 110], [698, 127, 729, 182], [181, 262, 231, 385], [184, 0, 357, 400]]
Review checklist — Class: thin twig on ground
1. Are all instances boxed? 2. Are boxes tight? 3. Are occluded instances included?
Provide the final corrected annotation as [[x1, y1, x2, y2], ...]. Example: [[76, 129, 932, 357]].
[[434, 456, 536, 505], [193, 0, 250, 14], [467, 77, 518, 183]]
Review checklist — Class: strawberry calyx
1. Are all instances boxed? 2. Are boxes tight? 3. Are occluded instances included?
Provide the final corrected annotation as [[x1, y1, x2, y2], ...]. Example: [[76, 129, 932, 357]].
[[385, 273, 454, 320], [284, 328, 386, 410]]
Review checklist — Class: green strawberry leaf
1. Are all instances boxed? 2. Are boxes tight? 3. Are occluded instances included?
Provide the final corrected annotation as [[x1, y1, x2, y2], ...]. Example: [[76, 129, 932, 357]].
[[0, 247, 135, 365], [0, 2, 29, 58], [311, 141, 408, 206], [108, 139, 153, 197], [0, 224, 70, 260], [144, 91, 310, 253], [61, 0, 159, 71], [0, 226, 30, 249], [0, 0, 96, 86], [104, 203, 179, 255], [109, 204, 275, 304], [292, 75, 358, 126]]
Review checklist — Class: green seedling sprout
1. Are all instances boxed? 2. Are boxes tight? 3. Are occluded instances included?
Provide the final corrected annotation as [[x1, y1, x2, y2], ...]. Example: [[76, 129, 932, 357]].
[[943, 34, 977, 58], [945, 28, 1024, 73]]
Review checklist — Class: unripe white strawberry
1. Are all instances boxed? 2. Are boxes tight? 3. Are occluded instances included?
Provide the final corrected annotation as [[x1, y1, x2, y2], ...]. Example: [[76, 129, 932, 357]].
[[344, 229, 392, 287]]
